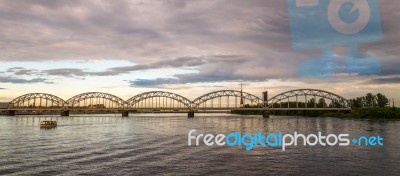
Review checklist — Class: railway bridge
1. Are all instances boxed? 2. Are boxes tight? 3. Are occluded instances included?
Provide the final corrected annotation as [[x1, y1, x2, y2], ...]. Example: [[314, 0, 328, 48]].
[[1, 89, 351, 118]]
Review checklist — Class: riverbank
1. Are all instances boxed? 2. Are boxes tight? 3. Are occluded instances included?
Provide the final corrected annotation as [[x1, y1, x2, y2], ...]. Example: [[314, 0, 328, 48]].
[[320, 108, 400, 119], [232, 108, 400, 119]]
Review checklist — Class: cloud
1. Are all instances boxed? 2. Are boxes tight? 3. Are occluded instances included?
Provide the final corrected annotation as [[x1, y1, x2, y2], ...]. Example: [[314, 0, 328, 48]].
[[131, 78, 179, 87], [365, 76, 400, 84], [0, 0, 399, 88], [42, 55, 237, 77], [5, 67, 43, 76], [6, 67, 24, 72], [106, 56, 208, 74], [0, 76, 51, 84], [129, 54, 297, 87], [0, 0, 302, 64], [45, 68, 91, 77]]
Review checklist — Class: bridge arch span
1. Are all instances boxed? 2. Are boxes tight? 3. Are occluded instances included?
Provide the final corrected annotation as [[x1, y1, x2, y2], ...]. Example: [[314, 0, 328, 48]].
[[66, 92, 126, 108], [267, 89, 350, 108], [126, 91, 192, 108], [192, 90, 263, 108], [10, 93, 66, 108]]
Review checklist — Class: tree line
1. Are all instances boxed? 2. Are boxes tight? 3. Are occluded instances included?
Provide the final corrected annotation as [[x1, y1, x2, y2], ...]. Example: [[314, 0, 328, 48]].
[[349, 93, 392, 108]]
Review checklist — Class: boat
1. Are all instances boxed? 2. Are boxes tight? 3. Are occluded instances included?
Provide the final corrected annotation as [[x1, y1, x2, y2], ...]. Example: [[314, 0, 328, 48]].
[[40, 121, 57, 128]]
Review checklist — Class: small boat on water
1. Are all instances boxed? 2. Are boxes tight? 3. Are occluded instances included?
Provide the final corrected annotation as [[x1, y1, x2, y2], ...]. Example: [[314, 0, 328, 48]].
[[40, 121, 57, 128]]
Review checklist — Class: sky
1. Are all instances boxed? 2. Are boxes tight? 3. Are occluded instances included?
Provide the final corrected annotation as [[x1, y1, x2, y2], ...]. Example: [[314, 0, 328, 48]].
[[0, 0, 399, 105]]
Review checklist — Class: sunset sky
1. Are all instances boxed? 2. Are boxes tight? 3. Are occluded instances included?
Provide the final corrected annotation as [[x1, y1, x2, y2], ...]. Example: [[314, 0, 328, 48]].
[[0, 0, 399, 105]]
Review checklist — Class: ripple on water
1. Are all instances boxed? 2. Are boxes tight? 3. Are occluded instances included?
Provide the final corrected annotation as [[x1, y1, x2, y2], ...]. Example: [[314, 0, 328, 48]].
[[0, 114, 399, 175]]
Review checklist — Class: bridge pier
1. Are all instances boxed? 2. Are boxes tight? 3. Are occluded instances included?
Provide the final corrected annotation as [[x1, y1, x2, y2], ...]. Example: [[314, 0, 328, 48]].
[[188, 110, 195, 118], [262, 110, 270, 118], [122, 111, 129, 117], [7, 110, 16, 116], [60, 110, 70, 116]]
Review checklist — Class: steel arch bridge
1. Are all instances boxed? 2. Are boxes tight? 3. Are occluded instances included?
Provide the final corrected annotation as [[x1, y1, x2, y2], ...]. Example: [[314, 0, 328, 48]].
[[267, 89, 350, 108], [3, 88, 352, 117], [10, 93, 66, 108], [66, 92, 126, 109], [126, 91, 192, 109], [192, 90, 263, 108]]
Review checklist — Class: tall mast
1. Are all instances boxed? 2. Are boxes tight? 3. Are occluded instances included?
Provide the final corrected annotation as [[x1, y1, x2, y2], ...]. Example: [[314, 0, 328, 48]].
[[240, 78, 244, 106], [393, 98, 395, 108]]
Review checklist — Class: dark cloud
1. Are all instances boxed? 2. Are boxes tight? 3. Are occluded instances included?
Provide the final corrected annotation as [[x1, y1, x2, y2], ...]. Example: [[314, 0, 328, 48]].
[[0, 76, 51, 84], [131, 78, 179, 87], [45, 68, 91, 77], [107, 56, 208, 74], [0, 0, 300, 64], [42, 55, 242, 77], [0, 0, 399, 86], [366, 76, 400, 84], [6, 67, 25, 72], [6, 67, 43, 76], [14, 69, 38, 75], [130, 55, 293, 87]]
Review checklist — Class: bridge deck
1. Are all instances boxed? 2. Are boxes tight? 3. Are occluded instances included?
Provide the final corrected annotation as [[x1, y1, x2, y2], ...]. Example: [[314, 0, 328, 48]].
[[1, 107, 351, 111]]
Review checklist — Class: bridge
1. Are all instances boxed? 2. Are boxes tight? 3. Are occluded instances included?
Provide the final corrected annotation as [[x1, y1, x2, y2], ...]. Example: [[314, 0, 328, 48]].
[[0, 89, 351, 118]]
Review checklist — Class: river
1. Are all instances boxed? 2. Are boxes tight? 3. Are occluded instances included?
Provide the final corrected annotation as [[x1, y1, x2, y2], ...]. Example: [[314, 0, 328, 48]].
[[0, 114, 399, 175]]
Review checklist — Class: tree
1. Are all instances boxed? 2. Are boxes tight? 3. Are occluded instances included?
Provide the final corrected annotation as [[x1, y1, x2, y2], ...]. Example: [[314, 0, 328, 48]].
[[365, 93, 376, 108], [376, 93, 389, 107], [351, 97, 363, 108], [308, 98, 316, 108], [317, 98, 326, 108], [349, 93, 391, 109]]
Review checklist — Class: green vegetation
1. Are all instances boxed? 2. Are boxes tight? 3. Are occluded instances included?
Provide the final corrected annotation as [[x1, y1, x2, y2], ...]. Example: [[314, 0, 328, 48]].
[[349, 93, 390, 108], [319, 108, 400, 119], [339, 93, 399, 119], [232, 93, 400, 119]]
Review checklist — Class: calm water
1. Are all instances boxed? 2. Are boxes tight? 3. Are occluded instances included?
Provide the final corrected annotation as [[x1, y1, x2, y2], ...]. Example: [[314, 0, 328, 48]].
[[0, 114, 399, 176]]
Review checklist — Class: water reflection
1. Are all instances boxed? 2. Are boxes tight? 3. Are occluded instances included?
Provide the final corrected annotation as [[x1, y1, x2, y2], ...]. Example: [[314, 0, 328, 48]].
[[0, 114, 399, 175]]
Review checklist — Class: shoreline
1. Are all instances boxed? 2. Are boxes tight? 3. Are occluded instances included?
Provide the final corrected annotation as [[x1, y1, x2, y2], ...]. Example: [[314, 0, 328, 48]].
[[232, 108, 400, 119]]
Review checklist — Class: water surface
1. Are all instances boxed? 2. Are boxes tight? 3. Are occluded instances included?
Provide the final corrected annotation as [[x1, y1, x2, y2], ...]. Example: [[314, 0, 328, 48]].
[[0, 114, 399, 175]]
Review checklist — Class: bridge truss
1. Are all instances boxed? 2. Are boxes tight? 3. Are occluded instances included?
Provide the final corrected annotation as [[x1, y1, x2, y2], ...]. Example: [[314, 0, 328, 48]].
[[126, 91, 192, 109], [267, 89, 350, 109], [10, 93, 66, 109], [192, 90, 263, 109], [5, 89, 351, 112], [66, 92, 126, 109]]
